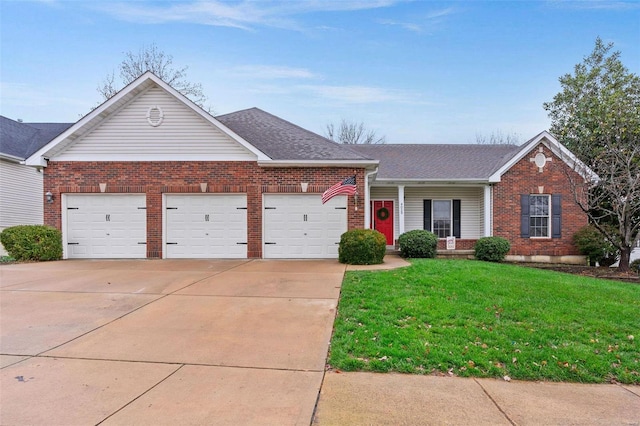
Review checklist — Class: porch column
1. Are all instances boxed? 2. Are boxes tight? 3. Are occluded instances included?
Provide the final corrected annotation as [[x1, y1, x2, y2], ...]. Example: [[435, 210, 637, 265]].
[[484, 185, 492, 237], [398, 185, 405, 236]]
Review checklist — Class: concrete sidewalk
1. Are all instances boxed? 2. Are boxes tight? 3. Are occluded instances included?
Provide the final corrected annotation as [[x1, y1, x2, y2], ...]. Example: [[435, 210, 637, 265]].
[[313, 371, 640, 425]]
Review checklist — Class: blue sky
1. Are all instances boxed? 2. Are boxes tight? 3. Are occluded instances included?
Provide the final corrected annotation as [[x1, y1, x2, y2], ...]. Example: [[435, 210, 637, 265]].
[[1, 1, 639, 144]]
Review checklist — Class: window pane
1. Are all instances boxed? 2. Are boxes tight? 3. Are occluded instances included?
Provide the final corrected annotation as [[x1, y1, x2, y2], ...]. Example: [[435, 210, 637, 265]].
[[530, 196, 549, 216], [433, 201, 450, 220], [529, 195, 550, 237], [433, 201, 451, 238]]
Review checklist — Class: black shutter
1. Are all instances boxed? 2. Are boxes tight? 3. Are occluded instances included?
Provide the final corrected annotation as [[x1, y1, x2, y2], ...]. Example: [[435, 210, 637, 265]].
[[552, 194, 562, 238], [423, 199, 432, 231], [520, 195, 530, 238], [453, 199, 461, 238]]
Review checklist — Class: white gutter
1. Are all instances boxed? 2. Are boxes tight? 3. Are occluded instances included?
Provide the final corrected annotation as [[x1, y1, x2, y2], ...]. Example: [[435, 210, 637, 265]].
[[1, 153, 25, 163], [364, 166, 379, 229]]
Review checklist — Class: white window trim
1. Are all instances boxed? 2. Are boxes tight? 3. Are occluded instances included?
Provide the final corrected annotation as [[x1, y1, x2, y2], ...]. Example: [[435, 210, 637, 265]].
[[432, 199, 453, 239], [529, 194, 551, 239]]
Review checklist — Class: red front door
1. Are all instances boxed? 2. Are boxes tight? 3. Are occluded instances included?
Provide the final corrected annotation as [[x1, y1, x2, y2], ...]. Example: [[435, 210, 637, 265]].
[[372, 200, 394, 245]]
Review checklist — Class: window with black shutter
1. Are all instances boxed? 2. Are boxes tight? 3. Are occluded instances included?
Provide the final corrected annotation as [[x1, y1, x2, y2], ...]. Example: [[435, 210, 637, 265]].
[[521, 194, 561, 238], [424, 199, 461, 238]]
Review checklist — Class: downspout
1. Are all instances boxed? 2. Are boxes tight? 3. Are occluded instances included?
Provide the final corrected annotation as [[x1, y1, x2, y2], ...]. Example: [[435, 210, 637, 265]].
[[364, 167, 378, 229]]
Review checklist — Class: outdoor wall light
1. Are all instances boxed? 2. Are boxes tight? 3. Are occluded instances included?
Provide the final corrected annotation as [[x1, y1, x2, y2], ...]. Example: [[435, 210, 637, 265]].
[[300, 182, 309, 192], [45, 191, 54, 204]]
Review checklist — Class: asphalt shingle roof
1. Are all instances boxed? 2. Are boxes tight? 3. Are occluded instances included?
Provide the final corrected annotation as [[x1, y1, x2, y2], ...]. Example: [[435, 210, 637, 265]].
[[351, 144, 521, 180], [0, 116, 72, 159], [215, 108, 372, 161]]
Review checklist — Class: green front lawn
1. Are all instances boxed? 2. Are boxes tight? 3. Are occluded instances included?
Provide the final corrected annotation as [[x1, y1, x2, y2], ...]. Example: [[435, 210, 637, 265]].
[[329, 259, 640, 384]]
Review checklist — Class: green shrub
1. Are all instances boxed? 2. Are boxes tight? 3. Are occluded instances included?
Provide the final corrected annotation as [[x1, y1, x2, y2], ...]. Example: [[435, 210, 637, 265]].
[[630, 259, 640, 275], [338, 229, 387, 265], [0, 225, 62, 261], [573, 225, 617, 266], [397, 230, 438, 259], [474, 236, 511, 262]]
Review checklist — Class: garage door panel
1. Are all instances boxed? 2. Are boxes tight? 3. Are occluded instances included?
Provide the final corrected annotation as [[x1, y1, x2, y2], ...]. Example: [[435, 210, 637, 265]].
[[263, 194, 347, 259], [165, 195, 247, 258], [65, 194, 146, 259]]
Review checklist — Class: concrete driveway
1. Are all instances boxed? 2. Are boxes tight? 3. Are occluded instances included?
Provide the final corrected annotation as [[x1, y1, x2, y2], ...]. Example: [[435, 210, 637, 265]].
[[0, 259, 345, 425]]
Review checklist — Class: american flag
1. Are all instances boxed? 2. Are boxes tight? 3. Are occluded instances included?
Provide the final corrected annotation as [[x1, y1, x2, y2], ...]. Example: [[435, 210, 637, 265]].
[[322, 175, 357, 204]]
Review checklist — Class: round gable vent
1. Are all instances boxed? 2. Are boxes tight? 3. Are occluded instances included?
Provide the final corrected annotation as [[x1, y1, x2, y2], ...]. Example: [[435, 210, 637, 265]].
[[146, 105, 164, 127], [534, 152, 547, 169]]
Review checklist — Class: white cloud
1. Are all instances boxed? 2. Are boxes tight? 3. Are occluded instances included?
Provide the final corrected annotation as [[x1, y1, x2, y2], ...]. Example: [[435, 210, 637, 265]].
[[297, 84, 420, 104], [93, 0, 406, 31], [233, 65, 320, 80], [0, 82, 89, 121], [378, 19, 423, 33], [425, 7, 457, 19], [546, 0, 640, 10], [377, 7, 458, 33]]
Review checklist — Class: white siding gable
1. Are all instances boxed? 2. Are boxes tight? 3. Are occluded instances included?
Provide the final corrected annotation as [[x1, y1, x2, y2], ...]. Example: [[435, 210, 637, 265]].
[[54, 86, 258, 162]]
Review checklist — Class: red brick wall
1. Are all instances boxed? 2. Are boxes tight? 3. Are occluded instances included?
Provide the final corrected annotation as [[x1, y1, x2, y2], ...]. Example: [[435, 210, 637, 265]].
[[436, 239, 476, 250], [44, 161, 365, 258], [492, 144, 587, 257]]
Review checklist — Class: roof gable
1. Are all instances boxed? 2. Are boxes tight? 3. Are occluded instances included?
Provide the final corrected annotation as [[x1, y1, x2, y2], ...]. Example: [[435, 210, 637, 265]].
[[53, 86, 259, 161], [26, 72, 270, 166], [488, 131, 597, 182], [351, 131, 596, 184]]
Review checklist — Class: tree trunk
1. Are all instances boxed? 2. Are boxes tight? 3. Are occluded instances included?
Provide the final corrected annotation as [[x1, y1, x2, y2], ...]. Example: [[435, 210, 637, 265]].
[[618, 246, 631, 272]]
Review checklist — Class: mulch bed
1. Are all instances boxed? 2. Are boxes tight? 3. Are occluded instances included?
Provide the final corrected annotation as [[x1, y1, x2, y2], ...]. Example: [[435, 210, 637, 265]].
[[516, 263, 640, 284]]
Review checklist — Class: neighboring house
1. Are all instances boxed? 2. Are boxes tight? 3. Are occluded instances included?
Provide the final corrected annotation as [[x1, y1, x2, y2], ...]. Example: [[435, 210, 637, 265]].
[[0, 116, 72, 254], [26, 72, 592, 262]]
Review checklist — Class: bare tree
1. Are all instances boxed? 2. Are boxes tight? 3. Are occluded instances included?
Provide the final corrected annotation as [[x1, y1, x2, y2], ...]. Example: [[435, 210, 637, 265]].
[[97, 43, 207, 107], [475, 130, 520, 145], [325, 119, 386, 144], [562, 144, 639, 271]]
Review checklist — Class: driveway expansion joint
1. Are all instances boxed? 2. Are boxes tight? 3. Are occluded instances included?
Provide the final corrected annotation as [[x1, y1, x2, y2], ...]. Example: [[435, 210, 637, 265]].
[[95, 364, 185, 426], [473, 378, 517, 426]]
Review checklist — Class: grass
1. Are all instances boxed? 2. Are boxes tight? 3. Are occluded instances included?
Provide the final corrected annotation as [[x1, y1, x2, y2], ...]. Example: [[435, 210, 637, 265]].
[[328, 259, 640, 384]]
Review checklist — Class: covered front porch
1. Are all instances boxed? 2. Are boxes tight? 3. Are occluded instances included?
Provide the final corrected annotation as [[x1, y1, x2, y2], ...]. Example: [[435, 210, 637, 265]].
[[363, 182, 493, 252]]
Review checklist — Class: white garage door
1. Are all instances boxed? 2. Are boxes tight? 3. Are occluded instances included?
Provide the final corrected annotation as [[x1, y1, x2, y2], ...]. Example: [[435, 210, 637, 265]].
[[165, 194, 247, 258], [65, 194, 147, 259], [263, 194, 347, 258]]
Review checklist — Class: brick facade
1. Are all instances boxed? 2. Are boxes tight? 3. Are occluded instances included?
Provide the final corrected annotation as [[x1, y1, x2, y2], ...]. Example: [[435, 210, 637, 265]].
[[44, 161, 365, 258], [436, 239, 476, 250], [492, 144, 587, 257]]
